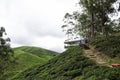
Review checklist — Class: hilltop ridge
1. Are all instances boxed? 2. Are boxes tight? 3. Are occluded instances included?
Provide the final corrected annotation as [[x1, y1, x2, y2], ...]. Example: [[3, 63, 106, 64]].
[[6, 46, 58, 80]]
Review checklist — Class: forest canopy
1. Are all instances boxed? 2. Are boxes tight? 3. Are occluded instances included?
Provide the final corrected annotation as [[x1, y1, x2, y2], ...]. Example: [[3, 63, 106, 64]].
[[62, 0, 120, 40]]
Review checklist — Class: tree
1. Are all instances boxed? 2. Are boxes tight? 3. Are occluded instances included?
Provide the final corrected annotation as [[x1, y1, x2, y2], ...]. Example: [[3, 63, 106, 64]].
[[62, 0, 119, 41], [79, 0, 96, 39], [79, 0, 118, 38], [0, 27, 14, 80]]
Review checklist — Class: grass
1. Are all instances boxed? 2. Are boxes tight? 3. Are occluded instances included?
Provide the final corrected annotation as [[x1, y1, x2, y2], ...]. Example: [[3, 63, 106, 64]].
[[6, 35, 120, 80], [14, 46, 58, 57], [5, 46, 58, 80], [90, 35, 120, 65], [11, 46, 120, 80], [90, 35, 120, 58]]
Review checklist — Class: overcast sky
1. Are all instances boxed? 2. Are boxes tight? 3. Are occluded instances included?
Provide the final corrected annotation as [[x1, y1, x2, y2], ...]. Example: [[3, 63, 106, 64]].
[[0, 0, 79, 52]]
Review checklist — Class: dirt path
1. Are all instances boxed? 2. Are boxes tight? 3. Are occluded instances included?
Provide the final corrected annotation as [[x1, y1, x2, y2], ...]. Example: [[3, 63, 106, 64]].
[[83, 46, 111, 67]]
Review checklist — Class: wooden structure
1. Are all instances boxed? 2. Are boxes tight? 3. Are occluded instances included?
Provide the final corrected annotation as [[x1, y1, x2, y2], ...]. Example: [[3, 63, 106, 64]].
[[64, 39, 89, 49], [64, 40, 81, 48]]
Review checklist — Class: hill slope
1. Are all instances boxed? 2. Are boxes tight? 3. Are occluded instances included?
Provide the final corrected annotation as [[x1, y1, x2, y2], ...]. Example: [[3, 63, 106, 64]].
[[14, 46, 58, 57], [11, 46, 120, 80], [6, 46, 58, 80], [90, 35, 120, 64]]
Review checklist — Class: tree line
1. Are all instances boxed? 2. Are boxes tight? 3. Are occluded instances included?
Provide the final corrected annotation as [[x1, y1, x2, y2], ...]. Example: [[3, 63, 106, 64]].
[[62, 0, 120, 40], [0, 27, 14, 80]]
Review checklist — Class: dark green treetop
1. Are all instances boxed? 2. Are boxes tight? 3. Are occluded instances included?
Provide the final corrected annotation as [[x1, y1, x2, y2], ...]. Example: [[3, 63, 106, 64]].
[[0, 27, 14, 80]]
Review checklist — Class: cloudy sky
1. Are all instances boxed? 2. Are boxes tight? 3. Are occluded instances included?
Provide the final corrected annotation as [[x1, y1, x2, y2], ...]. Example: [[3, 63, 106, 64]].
[[0, 0, 79, 52]]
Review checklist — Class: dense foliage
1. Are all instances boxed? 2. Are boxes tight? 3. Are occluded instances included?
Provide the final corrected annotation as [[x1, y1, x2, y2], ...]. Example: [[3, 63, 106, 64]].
[[0, 27, 14, 80], [62, 0, 120, 40], [11, 46, 120, 80], [6, 46, 58, 80], [90, 35, 120, 58]]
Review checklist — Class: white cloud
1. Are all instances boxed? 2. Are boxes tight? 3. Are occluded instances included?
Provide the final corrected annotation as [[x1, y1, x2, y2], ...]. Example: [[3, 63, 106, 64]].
[[33, 36, 66, 52], [0, 0, 78, 52]]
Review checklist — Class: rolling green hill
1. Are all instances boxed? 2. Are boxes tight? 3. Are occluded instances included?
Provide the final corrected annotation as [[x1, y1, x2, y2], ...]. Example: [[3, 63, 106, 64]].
[[7, 36, 120, 80], [14, 46, 58, 57], [11, 46, 120, 80], [6, 46, 58, 80]]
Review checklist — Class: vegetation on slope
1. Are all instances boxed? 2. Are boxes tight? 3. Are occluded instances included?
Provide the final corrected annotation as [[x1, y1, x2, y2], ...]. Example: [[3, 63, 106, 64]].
[[14, 46, 58, 57], [90, 35, 120, 58], [0, 27, 14, 80], [6, 46, 58, 80], [12, 46, 120, 80]]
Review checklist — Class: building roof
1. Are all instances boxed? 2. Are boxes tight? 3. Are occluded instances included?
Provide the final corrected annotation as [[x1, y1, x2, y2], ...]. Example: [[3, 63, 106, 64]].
[[64, 40, 81, 44]]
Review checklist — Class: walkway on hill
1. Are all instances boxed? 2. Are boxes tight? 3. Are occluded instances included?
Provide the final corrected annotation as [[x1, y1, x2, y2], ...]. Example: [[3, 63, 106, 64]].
[[83, 46, 112, 67]]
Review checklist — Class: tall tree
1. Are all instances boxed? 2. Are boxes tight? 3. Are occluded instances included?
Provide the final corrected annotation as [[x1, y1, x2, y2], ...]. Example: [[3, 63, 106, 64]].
[[97, 0, 117, 36], [0, 27, 14, 80], [62, 0, 119, 40], [79, 0, 96, 39]]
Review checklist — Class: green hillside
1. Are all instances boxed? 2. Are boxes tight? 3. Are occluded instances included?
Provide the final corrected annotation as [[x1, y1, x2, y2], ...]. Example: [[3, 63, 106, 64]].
[[14, 46, 58, 57], [11, 46, 120, 80], [90, 35, 120, 64], [6, 46, 58, 80]]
